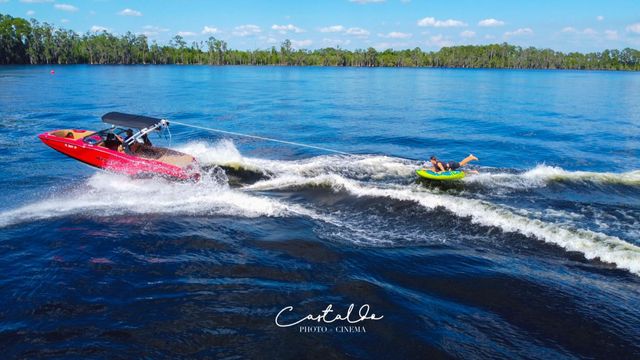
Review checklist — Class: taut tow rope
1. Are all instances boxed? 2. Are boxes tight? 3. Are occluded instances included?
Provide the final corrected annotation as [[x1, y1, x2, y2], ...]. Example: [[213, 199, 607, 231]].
[[170, 120, 353, 156]]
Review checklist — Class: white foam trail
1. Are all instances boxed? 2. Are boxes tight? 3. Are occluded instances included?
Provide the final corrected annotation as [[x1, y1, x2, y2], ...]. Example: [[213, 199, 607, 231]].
[[248, 173, 640, 276], [7, 139, 638, 275], [257, 155, 416, 180], [182, 141, 640, 190], [0, 172, 329, 228], [465, 164, 640, 189], [176, 139, 264, 172], [178, 140, 416, 180], [523, 165, 640, 184]]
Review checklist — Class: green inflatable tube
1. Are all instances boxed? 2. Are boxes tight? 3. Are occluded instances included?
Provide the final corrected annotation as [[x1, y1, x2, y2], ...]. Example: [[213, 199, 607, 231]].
[[416, 169, 466, 181]]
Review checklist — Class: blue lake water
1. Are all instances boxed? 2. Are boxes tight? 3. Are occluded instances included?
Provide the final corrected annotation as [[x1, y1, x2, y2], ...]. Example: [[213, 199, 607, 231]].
[[0, 65, 639, 358]]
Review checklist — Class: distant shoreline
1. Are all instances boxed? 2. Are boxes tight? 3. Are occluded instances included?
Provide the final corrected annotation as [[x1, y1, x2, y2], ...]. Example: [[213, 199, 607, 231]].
[[3, 64, 639, 73], [2, 13, 639, 71]]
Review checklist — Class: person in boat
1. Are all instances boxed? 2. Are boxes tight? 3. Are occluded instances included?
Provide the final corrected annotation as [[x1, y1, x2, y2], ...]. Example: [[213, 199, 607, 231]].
[[124, 129, 153, 154], [142, 133, 152, 146], [104, 132, 124, 152], [124, 129, 141, 153], [428, 154, 479, 173]]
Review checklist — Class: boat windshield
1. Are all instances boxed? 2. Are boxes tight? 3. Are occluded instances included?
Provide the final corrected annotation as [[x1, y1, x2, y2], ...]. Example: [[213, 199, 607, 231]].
[[83, 127, 130, 146]]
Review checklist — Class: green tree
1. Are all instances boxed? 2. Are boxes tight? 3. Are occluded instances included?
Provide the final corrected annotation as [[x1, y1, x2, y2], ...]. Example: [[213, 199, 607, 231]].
[[171, 34, 186, 64], [280, 39, 292, 65], [1, 12, 639, 70]]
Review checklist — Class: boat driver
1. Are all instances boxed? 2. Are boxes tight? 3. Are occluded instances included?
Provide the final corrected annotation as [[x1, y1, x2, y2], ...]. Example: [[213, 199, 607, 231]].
[[124, 129, 140, 153], [104, 132, 124, 152]]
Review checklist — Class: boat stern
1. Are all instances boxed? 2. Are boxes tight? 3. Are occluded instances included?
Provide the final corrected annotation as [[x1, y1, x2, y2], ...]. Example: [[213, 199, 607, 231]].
[[38, 129, 94, 154], [39, 129, 95, 147]]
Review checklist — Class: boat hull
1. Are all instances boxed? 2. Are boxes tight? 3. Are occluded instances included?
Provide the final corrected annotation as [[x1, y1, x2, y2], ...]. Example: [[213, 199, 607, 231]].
[[38, 130, 200, 181]]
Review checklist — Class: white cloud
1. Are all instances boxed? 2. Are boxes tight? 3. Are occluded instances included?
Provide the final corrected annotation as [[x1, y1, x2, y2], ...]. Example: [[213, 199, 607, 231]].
[[322, 38, 351, 47], [345, 27, 370, 36], [60, 18, 69, 24], [271, 24, 304, 34], [91, 25, 109, 33], [374, 41, 406, 50], [319, 25, 345, 33], [318, 24, 369, 37], [460, 30, 475, 38], [417, 17, 467, 28], [291, 39, 312, 48], [26, 10, 35, 16], [561, 26, 619, 42], [478, 18, 505, 27], [144, 25, 168, 31], [177, 31, 197, 37], [604, 30, 618, 40], [627, 23, 640, 34], [202, 26, 220, 35], [20, 0, 52, 3], [54, 4, 78, 12], [233, 24, 261, 37], [142, 25, 169, 37], [349, 0, 385, 3], [504, 28, 533, 38], [118, 8, 142, 17], [596, 15, 604, 21], [562, 27, 599, 36], [378, 31, 412, 39], [428, 34, 452, 47]]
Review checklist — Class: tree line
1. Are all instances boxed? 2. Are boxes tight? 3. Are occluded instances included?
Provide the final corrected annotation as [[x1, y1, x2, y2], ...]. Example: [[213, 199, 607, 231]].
[[2, 13, 640, 70]]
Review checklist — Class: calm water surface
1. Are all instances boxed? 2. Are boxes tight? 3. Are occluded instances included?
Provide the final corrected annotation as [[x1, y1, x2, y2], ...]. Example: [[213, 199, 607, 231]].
[[0, 65, 639, 358]]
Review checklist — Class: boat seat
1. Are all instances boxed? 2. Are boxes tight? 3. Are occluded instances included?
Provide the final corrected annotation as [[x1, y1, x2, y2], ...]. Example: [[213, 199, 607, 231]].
[[157, 153, 195, 167], [134, 147, 193, 167], [50, 129, 94, 140]]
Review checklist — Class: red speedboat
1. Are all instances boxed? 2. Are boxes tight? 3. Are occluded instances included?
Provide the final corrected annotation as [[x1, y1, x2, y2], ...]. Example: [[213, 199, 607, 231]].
[[38, 112, 200, 181]]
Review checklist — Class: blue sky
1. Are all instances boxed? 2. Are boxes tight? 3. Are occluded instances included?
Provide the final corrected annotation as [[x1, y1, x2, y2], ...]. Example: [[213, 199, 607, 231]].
[[1, 0, 639, 52]]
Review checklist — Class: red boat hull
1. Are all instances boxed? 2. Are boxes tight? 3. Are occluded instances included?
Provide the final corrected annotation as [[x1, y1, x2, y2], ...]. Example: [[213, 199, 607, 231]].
[[38, 129, 200, 181]]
